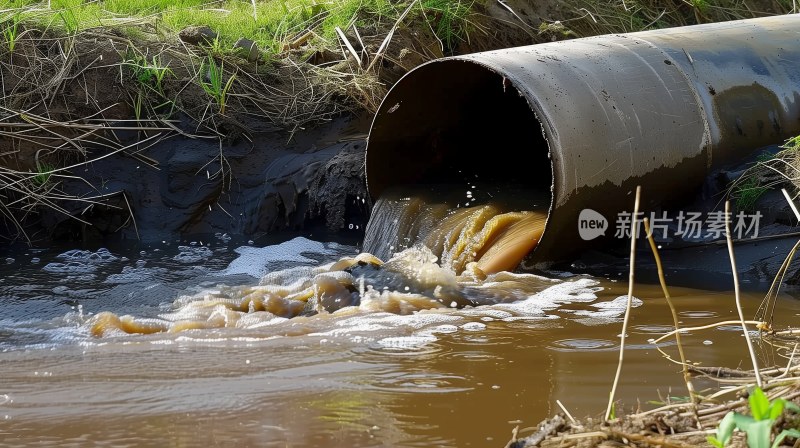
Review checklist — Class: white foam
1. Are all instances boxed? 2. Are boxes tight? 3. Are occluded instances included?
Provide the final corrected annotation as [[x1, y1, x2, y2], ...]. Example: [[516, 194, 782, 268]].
[[56, 248, 118, 263], [461, 322, 486, 331], [376, 335, 437, 349], [222, 237, 340, 278], [43, 261, 98, 274], [590, 295, 643, 310], [44, 248, 120, 274], [570, 296, 644, 320], [430, 324, 459, 334], [494, 278, 601, 314]]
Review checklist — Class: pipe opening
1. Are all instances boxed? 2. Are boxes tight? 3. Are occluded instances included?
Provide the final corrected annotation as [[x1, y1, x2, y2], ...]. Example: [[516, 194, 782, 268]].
[[365, 60, 553, 271], [367, 59, 552, 200]]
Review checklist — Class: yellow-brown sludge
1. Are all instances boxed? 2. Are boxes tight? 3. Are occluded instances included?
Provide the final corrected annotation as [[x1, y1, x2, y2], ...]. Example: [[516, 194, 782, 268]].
[[91, 186, 549, 337]]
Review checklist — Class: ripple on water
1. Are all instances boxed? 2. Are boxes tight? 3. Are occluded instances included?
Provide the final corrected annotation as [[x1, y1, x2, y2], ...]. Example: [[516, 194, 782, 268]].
[[549, 338, 617, 352], [632, 324, 676, 335], [374, 371, 470, 392], [679, 310, 719, 319]]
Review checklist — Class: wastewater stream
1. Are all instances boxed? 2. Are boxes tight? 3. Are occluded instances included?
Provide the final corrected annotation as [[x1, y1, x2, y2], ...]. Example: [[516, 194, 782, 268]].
[[0, 190, 797, 447]]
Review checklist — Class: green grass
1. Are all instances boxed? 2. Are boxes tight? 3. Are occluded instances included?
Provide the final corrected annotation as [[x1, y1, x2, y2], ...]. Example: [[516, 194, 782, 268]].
[[730, 136, 800, 211], [420, 0, 474, 53], [734, 173, 769, 211], [2, 12, 21, 52], [123, 49, 173, 93], [199, 55, 235, 114], [784, 135, 800, 153], [0, 0, 478, 58], [32, 162, 53, 187]]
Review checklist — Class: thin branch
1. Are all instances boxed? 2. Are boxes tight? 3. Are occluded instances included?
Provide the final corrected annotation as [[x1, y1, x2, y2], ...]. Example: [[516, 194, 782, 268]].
[[725, 200, 763, 387], [606, 185, 641, 421]]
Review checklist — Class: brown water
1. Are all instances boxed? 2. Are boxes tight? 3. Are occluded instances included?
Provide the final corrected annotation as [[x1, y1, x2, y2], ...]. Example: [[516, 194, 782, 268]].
[[1, 234, 798, 447], [0, 186, 795, 446]]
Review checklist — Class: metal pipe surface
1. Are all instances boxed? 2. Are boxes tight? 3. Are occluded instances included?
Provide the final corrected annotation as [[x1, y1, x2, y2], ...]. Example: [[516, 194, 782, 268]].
[[366, 14, 800, 263]]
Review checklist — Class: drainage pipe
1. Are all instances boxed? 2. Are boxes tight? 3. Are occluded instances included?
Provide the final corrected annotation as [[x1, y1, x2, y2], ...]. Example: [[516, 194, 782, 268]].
[[365, 14, 800, 263]]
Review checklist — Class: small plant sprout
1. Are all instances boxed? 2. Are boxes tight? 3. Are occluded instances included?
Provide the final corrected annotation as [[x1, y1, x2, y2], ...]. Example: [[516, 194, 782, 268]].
[[32, 162, 54, 188], [3, 12, 21, 53], [124, 51, 173, 95], [708, 387, 800, 448], [200, 55, 235, 115]]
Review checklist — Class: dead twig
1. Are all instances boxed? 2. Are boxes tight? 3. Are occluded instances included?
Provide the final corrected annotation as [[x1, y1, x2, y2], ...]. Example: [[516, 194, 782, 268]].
[[606, 185, 641, 421], [725, 200, 763, 387]]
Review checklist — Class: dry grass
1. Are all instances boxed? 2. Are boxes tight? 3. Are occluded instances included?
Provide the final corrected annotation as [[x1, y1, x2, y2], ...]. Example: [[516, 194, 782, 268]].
[[0, 0, 794, 241]]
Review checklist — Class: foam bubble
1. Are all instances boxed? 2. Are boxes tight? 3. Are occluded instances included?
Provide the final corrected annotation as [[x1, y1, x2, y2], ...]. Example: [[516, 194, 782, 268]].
[[43, 261, 98, 274], [591, 296, 644, 310], [461, 322, 486, 331], [172, 246, 213, 264], [56, 248, 118, 263], [222, 237, 343, 278], [376, 335, 437, 349], [494, 278, 601, 314]]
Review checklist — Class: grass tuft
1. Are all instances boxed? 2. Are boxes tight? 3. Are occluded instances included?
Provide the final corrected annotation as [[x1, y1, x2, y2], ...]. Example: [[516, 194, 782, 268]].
[[730, 135, 800, 211], [199, 55, 235, 115], [420, 0, 475, 53], [32, 162, 53, 188], [2, 12, 21, 52]]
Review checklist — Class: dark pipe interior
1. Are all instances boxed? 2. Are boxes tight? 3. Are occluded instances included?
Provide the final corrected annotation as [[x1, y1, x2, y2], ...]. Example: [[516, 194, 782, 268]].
[[367, 60, 552, 201]]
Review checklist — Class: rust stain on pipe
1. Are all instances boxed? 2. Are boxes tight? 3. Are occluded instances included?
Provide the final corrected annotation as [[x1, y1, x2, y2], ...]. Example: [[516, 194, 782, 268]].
[[366, 15, 800, 263]]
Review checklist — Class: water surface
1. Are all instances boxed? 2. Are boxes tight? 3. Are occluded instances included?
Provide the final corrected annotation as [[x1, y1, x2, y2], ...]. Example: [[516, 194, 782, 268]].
[[0, 235, 795, 447]]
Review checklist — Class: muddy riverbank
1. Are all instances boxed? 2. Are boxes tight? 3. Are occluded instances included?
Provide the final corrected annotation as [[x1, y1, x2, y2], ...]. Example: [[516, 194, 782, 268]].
[[1, 1, 794, 246], [2, 2, 800, 448]]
